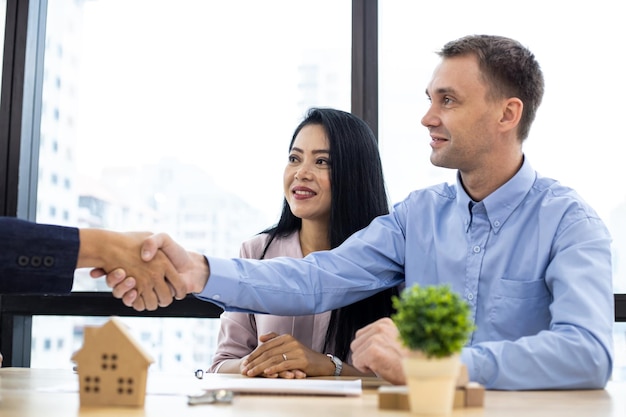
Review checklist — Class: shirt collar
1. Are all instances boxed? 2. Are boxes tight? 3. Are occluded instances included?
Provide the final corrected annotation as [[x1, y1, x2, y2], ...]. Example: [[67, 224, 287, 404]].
[[455, 156, 536, 234]]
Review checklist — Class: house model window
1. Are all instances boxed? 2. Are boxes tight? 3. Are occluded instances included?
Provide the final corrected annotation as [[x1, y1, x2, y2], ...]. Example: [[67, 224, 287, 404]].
[[71, 317, 154, 407]]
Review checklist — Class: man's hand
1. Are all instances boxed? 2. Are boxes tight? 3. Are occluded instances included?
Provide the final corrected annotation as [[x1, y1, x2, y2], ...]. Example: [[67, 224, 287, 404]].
[[350, 317, 409, 385], [78, 230, 185, 311], [110, 233, 209, 310]]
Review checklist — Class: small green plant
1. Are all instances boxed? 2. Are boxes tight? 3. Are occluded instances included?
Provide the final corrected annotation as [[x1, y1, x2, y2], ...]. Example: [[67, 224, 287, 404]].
[[392, 284, 475, 358]]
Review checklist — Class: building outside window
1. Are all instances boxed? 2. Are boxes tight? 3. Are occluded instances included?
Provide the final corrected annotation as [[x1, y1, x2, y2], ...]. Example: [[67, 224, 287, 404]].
[[31, 0, 351, 373]]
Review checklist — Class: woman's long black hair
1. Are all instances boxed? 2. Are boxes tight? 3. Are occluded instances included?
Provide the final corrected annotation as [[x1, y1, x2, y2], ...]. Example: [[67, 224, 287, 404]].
[[258, 107, 399, 361]]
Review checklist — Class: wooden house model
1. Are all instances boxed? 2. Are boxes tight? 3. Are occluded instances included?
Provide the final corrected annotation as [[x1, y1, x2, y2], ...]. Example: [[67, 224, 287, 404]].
[[71, 317, 154, 407]]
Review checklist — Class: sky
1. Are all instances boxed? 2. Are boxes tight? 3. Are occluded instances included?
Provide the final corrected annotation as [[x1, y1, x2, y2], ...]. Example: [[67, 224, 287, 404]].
[[74, 0, 351, 220], [70, 0, 625, 225]]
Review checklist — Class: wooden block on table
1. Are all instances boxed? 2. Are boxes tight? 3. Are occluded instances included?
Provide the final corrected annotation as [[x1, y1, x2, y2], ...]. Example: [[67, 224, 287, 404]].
[[377, 380, 485, 411], [464, 382, 485, 407], [378, 385, 410, 410]]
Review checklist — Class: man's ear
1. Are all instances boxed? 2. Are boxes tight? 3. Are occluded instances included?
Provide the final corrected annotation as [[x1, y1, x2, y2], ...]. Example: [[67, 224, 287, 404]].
[[499, 97, 523, 134]]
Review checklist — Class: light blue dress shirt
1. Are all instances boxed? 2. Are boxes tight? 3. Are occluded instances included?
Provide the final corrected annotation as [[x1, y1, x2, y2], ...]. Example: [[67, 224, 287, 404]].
[[198, 158, 614, 390]]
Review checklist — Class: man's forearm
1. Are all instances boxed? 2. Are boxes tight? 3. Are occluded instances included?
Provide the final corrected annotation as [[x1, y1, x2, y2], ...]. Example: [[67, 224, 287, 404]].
[[188, 252, 210, 293], [77, 228, 116, 268]]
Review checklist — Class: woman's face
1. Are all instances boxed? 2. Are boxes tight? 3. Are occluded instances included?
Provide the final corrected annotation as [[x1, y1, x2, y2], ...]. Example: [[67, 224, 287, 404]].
[[283, 124, 332, 223]]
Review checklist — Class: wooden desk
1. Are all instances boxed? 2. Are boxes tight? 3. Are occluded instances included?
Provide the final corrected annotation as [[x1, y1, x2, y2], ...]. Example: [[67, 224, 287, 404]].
[[0, 368, 623, 416]]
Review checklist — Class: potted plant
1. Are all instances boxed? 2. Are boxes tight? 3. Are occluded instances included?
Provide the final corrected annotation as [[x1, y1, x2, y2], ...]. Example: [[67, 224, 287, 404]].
[[392, 284, 475, 416]]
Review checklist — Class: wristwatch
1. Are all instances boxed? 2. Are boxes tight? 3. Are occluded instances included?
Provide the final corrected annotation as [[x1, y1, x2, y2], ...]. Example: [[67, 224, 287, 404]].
[[326, 354, 343, 376]]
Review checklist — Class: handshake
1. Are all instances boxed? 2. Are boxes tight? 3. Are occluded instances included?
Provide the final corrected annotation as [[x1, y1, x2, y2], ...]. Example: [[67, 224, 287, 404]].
[[80, 230, 209, 311]]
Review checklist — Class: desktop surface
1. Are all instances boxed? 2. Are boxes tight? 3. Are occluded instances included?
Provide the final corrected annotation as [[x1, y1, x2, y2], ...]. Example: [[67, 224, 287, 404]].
[[0, 367, 623, 416]]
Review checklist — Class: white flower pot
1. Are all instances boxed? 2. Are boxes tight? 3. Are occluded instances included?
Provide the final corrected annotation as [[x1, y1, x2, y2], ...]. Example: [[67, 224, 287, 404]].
[[401, 351, 461, 416]]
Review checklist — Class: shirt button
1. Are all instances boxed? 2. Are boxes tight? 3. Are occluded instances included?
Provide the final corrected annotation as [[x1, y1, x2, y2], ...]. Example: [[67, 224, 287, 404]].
[[473, 245, 481, 253], [212, 294, 221, 300], [494, 220, 501, 227], [467, 293, 474, 300]]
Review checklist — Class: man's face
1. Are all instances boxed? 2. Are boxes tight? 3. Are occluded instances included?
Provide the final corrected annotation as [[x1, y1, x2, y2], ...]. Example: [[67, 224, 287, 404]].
[[421, 54, 504, 174]]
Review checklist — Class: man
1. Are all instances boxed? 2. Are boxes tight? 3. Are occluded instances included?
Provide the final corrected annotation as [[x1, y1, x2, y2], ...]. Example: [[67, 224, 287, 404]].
[[0, 217, 184, 308], [114, 35, 614, 390], [0, 216, 188, 367]]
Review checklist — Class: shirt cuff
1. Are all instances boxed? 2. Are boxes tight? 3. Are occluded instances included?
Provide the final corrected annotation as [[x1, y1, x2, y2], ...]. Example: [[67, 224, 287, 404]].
[[193, 256, 269, 314]]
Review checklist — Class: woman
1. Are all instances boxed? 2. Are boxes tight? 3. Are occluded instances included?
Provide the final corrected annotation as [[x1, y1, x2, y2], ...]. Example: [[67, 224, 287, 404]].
[[209, 108, 398, 378]]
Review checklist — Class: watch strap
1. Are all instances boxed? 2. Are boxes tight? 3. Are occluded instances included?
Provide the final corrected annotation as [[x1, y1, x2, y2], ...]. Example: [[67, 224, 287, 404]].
[[326, 354, 343, 376]]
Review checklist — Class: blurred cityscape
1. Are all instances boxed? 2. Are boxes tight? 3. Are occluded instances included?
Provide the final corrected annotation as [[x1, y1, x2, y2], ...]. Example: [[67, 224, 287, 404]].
[[30, 0, 348, 372]]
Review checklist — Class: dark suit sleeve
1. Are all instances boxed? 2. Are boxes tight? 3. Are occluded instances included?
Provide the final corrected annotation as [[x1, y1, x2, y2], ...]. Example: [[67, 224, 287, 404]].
[[0, 217, 79, 294]]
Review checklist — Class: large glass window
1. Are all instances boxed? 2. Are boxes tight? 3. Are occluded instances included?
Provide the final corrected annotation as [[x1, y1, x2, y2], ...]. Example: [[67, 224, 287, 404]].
[[32, 0, 350, 371], [379, 0, 625, 380], [15, 0, 624, 378]]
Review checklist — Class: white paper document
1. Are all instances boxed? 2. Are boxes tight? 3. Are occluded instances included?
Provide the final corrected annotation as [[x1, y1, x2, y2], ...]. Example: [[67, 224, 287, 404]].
[[38, 372, 362, 397], [200, 377, 362, 397]]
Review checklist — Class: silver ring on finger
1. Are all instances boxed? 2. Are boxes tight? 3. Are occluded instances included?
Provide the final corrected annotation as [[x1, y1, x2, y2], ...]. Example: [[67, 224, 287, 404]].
[[282, 353, 288, 361]]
